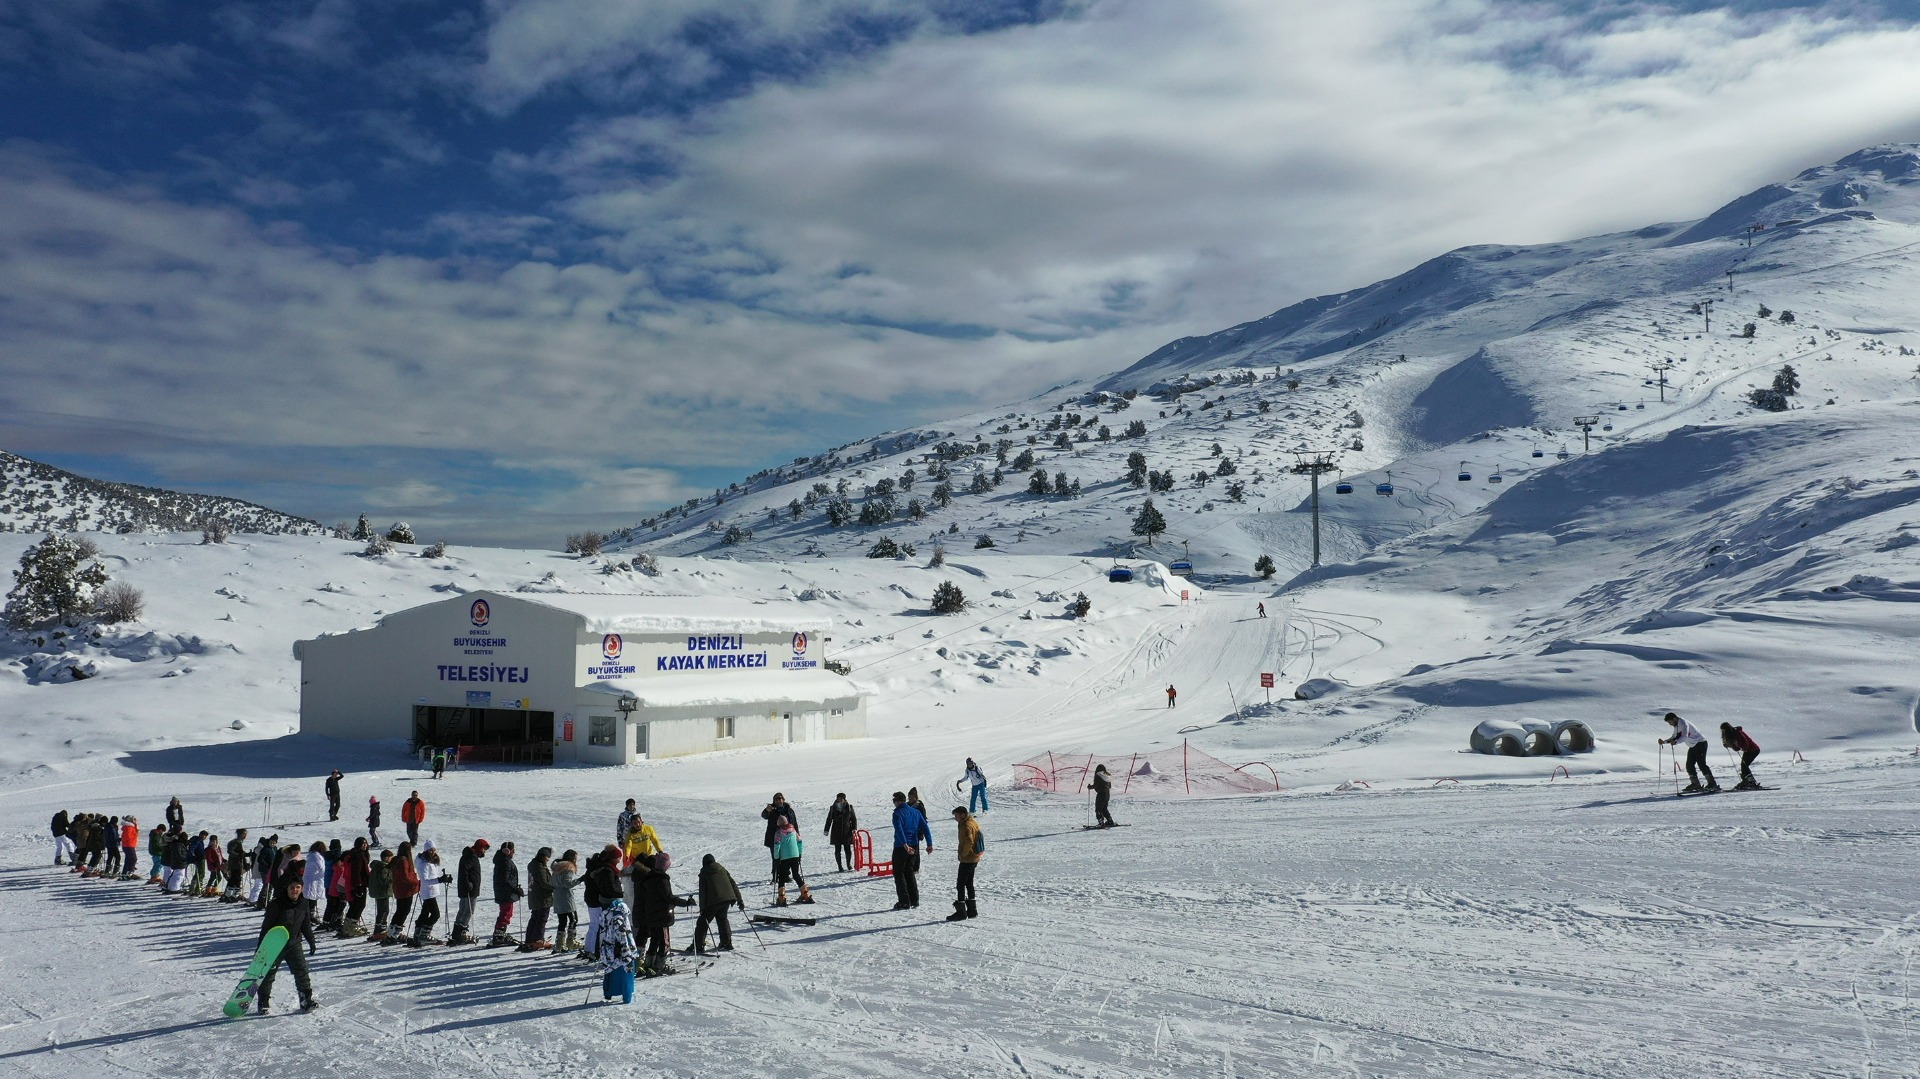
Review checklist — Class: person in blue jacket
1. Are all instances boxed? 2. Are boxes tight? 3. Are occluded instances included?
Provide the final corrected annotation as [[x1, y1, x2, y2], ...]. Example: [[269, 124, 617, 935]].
[[889, 791, 932, 911]]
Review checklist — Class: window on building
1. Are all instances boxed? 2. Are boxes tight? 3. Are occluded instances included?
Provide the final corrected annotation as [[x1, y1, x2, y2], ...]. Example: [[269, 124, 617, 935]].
[[589, 715, 616, 747], [715, 716, 736, 740], [830, 708, 845, 716]]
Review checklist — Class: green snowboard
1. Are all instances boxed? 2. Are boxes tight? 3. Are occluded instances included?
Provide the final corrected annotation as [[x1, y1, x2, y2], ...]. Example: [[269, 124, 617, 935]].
[[223, 926, 290, 1018]]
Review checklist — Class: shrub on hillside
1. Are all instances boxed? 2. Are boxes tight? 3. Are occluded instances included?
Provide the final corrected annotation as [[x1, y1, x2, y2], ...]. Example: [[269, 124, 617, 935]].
[[95, 580, 144, 624], [931, 581, 967, 614]]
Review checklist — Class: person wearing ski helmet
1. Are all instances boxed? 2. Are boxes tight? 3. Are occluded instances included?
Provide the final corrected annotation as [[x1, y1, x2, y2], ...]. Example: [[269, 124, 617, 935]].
[[1720, 722, 1762, 790], [1660, 712, 1718, 793]]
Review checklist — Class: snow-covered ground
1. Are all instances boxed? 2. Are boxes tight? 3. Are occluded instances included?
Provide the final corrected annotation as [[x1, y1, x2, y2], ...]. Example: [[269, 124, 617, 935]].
[[4, 145, 1920, 1076]]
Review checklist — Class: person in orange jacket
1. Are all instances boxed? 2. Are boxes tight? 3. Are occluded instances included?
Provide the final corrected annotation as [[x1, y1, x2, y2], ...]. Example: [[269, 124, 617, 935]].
[[119, 816, 141, 881], [401, 791, 426, 845]]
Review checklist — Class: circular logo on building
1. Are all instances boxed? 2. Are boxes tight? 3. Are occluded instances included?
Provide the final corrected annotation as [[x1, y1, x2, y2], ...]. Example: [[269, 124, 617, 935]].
[[469, 598, 490, 628], [602, 633, 624, 661], [791, 631, 809, 656]]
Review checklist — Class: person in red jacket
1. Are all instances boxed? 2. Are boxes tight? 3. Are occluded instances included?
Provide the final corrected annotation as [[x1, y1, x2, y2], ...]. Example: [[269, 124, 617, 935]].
[[401, 791, 426, 845], [385, 840, 421, 944], [1720, 723, 1763, 790]]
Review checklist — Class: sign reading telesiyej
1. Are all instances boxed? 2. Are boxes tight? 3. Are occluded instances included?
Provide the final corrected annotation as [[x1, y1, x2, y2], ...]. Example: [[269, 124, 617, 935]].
[[437, 597, 532, 684], [584, 629, 820, 682]]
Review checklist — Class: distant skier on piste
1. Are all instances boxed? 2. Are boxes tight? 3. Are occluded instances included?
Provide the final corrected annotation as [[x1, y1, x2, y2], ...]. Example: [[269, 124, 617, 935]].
[[1257, 602, 1266, 618], [1660, 712, 1718, 793], [1720, 722, 1763, 790], [961, 757, 989, 814], [1166, 684, 1177, 709]]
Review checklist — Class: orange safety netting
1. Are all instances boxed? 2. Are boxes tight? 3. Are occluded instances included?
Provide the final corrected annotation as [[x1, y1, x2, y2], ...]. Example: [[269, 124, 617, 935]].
[[1013, 740, 1280, 796]]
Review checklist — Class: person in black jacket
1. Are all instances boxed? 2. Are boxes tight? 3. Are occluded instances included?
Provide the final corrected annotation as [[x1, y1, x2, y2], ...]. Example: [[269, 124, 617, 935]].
[[761, 793, 798, 881], [1091, 764, 1117, 827], [629, 856, 693, 975], [256, 879, 319, 1014], [449, 839, 489, 945], [694, 854, 745, 955], [164, 797, 185, 831], [52, 809, 72, 866], [824, 794, 858, 872], [582, 845, 623, 960], [489, 842, 525, 947], [223, 830, 250, 902], [520, 847, 554, 952], [366, 796, 382, 847], [325, 769, 344, 822]]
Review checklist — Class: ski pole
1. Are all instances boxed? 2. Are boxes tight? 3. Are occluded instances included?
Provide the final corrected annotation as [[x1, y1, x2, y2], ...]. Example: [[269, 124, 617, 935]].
[[744, 909, 767, 950]]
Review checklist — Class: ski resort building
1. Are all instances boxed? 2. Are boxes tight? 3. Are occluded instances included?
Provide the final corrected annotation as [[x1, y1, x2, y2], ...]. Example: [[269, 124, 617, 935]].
[[294, 591, 866, 765]]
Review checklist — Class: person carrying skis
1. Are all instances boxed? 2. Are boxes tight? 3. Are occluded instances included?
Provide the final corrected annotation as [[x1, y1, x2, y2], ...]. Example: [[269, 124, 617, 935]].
[[770, 817, 813, 906], [1166, 684, 1177, 709], [1720, 723, 1763, 790], [889, 790, 932, 911], [947, 806, 984, 921], [401, 791, 426, 844], [962, 758, 989, 814], [694, 853, 745, 955], [1091, 763, 1117, 827], [1661, 712, 1718, 793], [629, 855, 693, 976], [324, 769, 344, 822], [761, 793, 798, 880], [520, 847, 554, 952], [824, 793, 858, 871], [450, 838, 489, 945], [490, 841, 525, 947], [366, 796, 382, 847], [255, 878, 319, 1014]]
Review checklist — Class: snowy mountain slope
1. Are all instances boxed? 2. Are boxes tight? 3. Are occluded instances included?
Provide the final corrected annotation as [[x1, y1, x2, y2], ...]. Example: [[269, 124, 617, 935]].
[[0, 450, 325, 537], [610, 144, 1920, 594]]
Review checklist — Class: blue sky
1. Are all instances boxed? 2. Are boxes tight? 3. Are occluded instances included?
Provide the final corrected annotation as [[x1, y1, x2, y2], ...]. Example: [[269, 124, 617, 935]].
[[2, 0, 1917, 546]]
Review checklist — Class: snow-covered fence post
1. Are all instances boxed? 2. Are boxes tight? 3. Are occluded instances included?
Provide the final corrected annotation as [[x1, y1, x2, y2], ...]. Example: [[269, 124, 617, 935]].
[[1183, 740, 1191, 795]]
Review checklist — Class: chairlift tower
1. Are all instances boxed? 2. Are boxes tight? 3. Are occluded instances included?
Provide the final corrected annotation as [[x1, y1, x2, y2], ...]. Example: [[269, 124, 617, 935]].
[[1573, 416, 1600, 453], [1290, 451, 1338, 568], [1699, 298, 1714, 334], [1647, 361, 1674, 403]]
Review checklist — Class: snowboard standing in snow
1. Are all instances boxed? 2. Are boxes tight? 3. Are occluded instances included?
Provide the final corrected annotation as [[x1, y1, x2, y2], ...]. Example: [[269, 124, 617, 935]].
[[223, 926, 289, 1017]]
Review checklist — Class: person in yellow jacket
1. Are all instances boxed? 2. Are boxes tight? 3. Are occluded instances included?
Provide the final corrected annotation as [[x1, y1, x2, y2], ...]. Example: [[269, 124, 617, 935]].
[[946, 807, 983, 922], [622, 817, 664, 869]]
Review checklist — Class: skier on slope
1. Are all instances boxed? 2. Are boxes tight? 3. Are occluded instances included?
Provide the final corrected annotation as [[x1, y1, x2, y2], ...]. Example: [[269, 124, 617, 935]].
[[490, 841, 525, 947], [630, 855, 694, 976], [367, 849, 394, 942], [383, 841, 419, 944], [761, 793, 799, 881], [1720, 722, 1763, 791], [770, 817, 814, 907], [222, 830, 249, 902], [413, 840, 450, 946], [961, 758, 990, 814], [1166, 684, 1178, 709], [254, 878, 320, 1014], [1660, 712, 1719, 793], [1257, 602, 1266, 618], [1091, 763, 1118, 828], [550, 849, 584, 952], [449, 839, 489, 945], [520, 847, 554, 953], [693, 853, 745, 955]]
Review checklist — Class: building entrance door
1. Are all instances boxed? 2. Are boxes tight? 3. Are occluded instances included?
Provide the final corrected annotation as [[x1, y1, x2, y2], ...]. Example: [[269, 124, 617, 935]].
[[803, 711, 826, 742]]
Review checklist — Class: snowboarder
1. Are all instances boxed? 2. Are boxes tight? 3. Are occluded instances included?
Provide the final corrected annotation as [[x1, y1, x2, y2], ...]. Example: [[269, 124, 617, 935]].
[[255, 878, 319, 1014], [1257, 602, 1266, 618], [1720, 722, 1763, 790], [490, 841, 524, 947], [520, 847, 554, 952], [384, 841, 419, 944], [1661, 712, 1718, 793], [1091, 763, 1117, 827], [889, 790, 932, 911], [401, 791, 426, 844], [770, 817, 813, 906], [617, 798, 639, 845], [694, 853, 744, 954], [962, 758, 989, 814], [325, 769, 343, 822], [551, 849, 584, 951], [431, 747, 447, 780], [630, 855, 694, 975], [1166, 684, 1177, 708], [761, 794, 799, 880], [449, 838, 489, 945], [947, 806, 984, 922], [366, 796, 382, 846], [414, 841, 450, 946], [824, 793, 858, 871], [165, 796, 185, 831]]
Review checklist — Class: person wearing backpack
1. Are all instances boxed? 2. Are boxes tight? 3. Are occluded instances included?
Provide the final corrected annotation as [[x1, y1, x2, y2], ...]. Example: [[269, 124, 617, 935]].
[[947, 807, 984, 921], [1720, 722, 1763, 790]]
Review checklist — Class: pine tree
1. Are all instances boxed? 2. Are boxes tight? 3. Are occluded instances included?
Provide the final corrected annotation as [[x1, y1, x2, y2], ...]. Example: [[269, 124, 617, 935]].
[[1027, 471, 1052, 496], [5, 533, 110, 628], [1254, 554, 1276, 579], [1127, 451, 1148, 487], [1130, 499, 1168, 545], [1772, 364, 1800, 395], [931, 581, 968, 613], [352, 514, 372, 541]]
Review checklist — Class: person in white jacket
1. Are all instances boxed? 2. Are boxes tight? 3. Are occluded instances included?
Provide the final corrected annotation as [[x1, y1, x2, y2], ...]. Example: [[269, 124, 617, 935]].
[[301, 842, 328, 920], [1661, 712, 1719, 793], [413, 840, 451, 946]]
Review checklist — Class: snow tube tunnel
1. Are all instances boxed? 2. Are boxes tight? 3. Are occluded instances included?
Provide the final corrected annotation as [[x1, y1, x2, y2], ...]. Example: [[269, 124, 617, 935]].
[[1469, 721, 1526, 756], [1470, 719, 1596, 756]]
